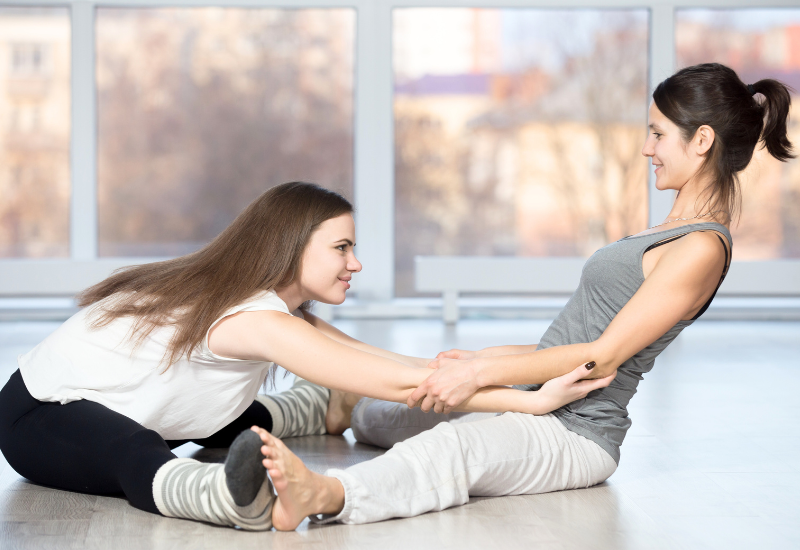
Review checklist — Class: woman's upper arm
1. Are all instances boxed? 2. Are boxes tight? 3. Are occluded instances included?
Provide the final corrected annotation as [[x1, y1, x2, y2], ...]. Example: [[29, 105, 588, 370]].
[[210, 310, 426, 400], [591, 233, 726, 375]]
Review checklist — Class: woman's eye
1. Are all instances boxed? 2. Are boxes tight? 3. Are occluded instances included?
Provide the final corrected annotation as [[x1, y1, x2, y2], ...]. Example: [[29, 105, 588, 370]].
[[653, 133, 662, 139], [336, 245, 346, 251]]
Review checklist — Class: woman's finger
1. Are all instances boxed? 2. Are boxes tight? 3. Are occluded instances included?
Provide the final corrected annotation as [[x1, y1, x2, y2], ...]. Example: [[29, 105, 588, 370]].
[[420, 395, 436, 413], [406, 395, 423, 409], [560, 362, 597, 384], [408, 383, 428, 406], [572, 374, 614, 393]]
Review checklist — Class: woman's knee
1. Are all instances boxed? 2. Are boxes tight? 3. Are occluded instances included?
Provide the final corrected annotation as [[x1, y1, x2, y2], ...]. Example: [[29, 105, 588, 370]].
[[351, 398, 460, 449]]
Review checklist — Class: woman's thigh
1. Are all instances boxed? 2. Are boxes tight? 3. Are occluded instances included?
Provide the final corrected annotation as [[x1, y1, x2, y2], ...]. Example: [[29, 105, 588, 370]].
[[0, 370, 174, 512], [346, 411, 615, 499], [350, 397, 498, 449], [452, 412, 617, 496]]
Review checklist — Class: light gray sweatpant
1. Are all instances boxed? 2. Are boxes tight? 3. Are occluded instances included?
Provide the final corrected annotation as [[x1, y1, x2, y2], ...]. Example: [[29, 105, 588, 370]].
[[311, 398, 617, 525]]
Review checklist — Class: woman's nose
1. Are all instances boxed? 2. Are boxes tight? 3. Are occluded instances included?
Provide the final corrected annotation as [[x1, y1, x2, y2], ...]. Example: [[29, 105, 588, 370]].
[[348, 254, 362, 273], [641, 138, 654, 157]]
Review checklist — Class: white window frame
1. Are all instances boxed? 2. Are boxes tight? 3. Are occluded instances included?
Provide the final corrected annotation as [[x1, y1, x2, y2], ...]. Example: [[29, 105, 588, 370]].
[[1, 0, 799, 301]]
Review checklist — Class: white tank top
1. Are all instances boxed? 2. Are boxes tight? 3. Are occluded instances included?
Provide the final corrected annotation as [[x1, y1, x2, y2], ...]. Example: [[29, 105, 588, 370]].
[[18, 290, 291, 440]]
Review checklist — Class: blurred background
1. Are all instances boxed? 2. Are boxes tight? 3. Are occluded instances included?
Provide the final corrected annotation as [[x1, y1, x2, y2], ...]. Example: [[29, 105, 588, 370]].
[[1, 1, 799, 316]]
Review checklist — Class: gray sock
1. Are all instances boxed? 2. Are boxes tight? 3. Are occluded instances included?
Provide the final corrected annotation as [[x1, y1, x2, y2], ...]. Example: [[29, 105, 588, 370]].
[[225, 430, 266, 507]]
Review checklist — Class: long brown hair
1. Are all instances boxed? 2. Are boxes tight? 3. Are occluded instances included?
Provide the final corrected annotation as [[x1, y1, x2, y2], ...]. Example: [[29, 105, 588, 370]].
[[78, 182, 353, 367], [653, 63, 794, 224]]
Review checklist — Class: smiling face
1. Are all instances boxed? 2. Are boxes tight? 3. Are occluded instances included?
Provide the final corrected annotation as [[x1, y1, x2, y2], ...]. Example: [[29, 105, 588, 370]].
[[641, 102, 708, 192], [295, 213, 362, 305]]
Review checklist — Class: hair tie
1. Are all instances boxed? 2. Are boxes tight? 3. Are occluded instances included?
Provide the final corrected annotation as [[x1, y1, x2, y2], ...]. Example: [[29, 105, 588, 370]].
[[747, 84, 756, 96]]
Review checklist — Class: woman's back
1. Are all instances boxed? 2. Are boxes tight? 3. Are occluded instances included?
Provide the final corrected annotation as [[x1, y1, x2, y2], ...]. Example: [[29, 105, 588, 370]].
[[18, 290, 291, 440]]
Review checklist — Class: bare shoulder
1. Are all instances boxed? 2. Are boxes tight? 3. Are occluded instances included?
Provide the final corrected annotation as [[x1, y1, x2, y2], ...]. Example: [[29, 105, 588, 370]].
[[208, 309, 305, 360], [654, 230, 727, 282], [216, 309, 297, 331]]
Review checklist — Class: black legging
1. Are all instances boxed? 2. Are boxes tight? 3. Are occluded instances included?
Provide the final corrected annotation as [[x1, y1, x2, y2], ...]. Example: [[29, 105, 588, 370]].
[[0, 370, 273, 514]]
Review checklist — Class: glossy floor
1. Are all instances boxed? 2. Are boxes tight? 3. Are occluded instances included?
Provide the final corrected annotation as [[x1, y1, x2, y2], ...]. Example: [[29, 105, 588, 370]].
[[1, 319, 798, 550]]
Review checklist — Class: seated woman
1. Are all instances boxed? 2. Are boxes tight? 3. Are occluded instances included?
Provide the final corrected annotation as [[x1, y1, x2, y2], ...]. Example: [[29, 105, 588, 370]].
[[0, 182, 602, 531], [249, 62, 795, 530]]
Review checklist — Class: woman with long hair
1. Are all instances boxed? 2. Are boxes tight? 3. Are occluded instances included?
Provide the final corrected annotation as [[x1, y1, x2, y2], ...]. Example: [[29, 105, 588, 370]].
[[251, 63, 795, 530], [0, 182, 605, 530]]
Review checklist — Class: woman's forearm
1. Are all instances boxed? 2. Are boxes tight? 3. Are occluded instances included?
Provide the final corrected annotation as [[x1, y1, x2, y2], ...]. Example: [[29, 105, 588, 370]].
[[303, 311, 429, 368], [352, 345, 429, 369], [474, 342, 598, 388], [453, 385, 546, 415], [478, 344, 539, 357]]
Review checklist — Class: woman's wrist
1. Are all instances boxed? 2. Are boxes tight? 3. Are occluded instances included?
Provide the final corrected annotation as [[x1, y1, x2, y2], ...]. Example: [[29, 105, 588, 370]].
[[412, 356, 432, 368], [524, 391, 546, 415], [472, 356, 493, 388]]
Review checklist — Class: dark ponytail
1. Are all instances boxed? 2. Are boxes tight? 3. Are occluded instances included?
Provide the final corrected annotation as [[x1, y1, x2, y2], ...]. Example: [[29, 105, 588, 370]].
[[653, 63, 794, 223], [752, 78, 795, 162]]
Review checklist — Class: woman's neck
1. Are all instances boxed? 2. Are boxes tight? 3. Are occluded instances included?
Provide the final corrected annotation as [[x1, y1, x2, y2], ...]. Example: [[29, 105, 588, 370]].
[[275, 284, 305, 313], [665, 177, 723, 224]]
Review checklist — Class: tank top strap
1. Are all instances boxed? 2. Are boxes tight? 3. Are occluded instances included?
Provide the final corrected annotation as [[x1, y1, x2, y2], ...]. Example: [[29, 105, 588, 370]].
[[623, 221, 732, 250]]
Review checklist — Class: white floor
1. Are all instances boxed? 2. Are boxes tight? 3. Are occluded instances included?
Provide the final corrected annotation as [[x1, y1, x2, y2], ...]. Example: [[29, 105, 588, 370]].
[[1, 318, 799, 549]]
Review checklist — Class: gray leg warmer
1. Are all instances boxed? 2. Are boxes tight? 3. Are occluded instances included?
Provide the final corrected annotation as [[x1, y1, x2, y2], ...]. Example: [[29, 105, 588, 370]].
[[152, 430, 273, 530], [255, 377, 330, 438]]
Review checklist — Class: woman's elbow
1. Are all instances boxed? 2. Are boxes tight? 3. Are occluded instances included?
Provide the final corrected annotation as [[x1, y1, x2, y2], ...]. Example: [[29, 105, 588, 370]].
[[587, 342, 620, 378]]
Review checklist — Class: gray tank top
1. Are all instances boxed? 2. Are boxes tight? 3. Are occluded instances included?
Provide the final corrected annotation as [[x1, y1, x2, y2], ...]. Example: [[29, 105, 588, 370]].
[[514, 222, 732, 464]]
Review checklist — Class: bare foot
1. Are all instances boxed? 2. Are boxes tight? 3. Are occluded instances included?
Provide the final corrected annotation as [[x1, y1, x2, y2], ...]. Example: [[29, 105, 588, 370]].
[[325, 390, 362, 435], [251, 427, 345, 531]]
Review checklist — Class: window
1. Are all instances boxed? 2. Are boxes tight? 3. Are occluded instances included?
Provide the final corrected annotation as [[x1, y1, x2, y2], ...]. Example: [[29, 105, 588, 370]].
[[393, 8, 649, 295], [11, 43, 49, 77], [96, 7, 355, 256], [0, 7, 70, 258], [677, 9, 800, 259]]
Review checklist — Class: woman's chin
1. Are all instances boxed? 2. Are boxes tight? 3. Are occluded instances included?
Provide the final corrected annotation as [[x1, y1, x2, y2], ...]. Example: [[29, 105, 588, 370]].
[[317, 294, 347, 306], [654, 180, 675, 192]]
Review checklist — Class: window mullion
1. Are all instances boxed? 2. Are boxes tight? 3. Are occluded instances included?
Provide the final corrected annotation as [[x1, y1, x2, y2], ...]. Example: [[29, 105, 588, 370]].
[[648, 3, 677, 226], [70, 1, 97, 260], [353, 0, 394, 301]]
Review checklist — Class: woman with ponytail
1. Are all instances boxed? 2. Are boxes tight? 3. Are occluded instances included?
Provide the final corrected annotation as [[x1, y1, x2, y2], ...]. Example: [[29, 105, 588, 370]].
[[253, 63, 795, 530]]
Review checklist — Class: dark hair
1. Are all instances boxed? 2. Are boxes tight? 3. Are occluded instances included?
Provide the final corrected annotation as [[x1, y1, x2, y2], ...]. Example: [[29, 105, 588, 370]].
[[78, 182, 353, 368], [653, 62, 794, 223]]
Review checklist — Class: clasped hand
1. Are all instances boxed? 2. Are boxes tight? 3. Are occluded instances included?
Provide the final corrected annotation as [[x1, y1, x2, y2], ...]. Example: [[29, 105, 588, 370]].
[[406, 351, 479, 414]]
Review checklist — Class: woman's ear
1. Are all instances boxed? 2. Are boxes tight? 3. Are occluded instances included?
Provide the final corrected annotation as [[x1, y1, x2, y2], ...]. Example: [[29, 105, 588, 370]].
[[694, 125, 715, 156]]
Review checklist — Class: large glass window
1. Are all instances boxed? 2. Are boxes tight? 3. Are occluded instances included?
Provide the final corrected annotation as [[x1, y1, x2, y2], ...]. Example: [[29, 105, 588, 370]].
[[0, 7, 70, 258], [394, 8, 650, 295], [676, 9, 800, 260], [96, 8, 355, 257]]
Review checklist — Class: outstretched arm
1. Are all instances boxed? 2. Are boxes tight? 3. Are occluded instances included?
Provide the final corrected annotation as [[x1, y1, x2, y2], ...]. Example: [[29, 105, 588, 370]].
[[300, 311, 429, 368], [410, 231, 728, 412], [208, 310, 611, 414]]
